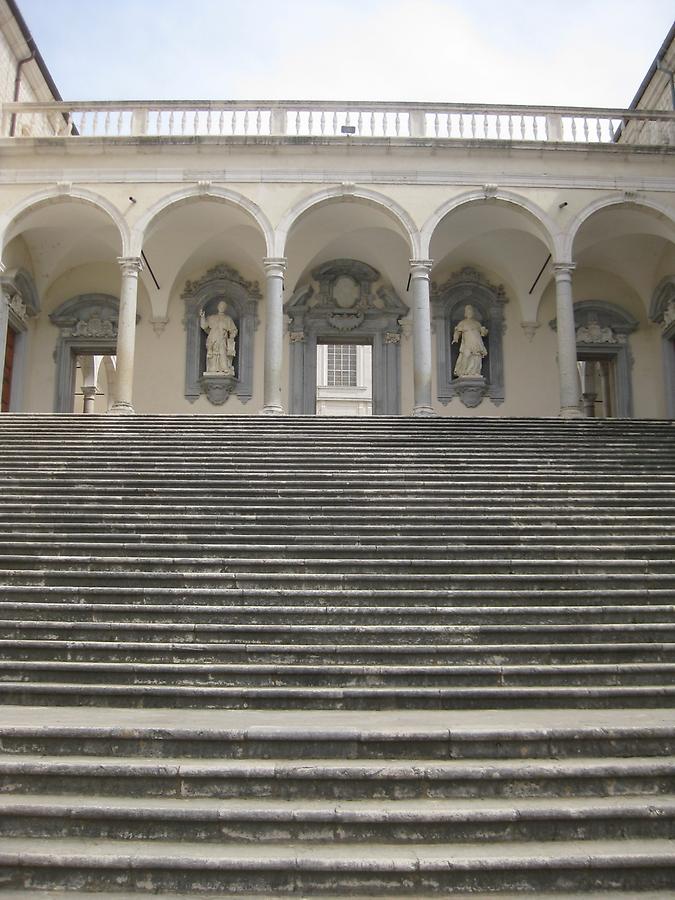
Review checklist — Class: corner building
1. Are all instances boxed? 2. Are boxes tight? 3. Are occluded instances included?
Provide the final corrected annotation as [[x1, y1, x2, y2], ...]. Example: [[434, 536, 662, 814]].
[[1, 5, 674, 421]]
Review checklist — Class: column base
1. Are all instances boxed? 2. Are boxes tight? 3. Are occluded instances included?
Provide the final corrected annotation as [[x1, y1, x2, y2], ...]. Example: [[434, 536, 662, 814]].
[[107, 402, 135, 416], [412, 405, 437, 417], [260, 405, 285, 416], [559, 405, 584, 419]]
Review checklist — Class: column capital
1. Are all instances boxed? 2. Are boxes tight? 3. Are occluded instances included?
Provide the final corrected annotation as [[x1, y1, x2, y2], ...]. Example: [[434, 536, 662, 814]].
[[553, 262, 576, 281], [118, 256, 143, 278], [263, 257, 287, 278], [409, 259, 433, 276]]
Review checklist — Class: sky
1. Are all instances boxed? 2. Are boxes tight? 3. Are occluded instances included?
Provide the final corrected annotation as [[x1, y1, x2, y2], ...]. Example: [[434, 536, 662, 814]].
[[16, 0, 675, 108]]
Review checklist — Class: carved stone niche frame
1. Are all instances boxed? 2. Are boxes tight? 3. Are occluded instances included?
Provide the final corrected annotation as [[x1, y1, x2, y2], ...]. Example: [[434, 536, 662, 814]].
[[284, 259, 409, 415], [0, 268, 40, 411], [49, 293, 129, 413], [182, 263, 261, 405], [550, 299, 639, 418], [650, 276, 675, 417], [432, 267, 508, 407]]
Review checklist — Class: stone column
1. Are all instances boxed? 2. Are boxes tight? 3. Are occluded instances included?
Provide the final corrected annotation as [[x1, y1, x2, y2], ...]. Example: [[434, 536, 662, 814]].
[[109, 256, 143, 416], [82, 385, 97, 415], [553, 263, 582, 418], [409, 259, 436, 416], [261, 257, 287, 415]]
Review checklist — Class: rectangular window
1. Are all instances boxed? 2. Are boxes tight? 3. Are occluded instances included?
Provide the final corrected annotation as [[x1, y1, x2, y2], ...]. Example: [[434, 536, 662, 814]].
[[326, 344, 357, 387]]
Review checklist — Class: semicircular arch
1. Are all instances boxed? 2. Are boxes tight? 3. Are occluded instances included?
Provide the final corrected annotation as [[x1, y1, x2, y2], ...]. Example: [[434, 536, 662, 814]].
[[421, 189, 561, 260], [0, 187, 130, 258], [131, 186, 275, 258], [276, 186, 420, 258], [564, 194, 675, 261]]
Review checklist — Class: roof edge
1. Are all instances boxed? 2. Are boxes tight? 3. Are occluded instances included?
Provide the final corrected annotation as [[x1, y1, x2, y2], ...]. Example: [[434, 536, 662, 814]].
[[4, 0, 61, 101]]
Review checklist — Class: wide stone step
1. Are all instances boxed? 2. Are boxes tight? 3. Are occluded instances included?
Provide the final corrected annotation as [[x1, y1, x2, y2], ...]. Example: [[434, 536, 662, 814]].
[[3, 569, 674, 594], [1, 836, 674, 894], [1, 707, 671, 760], [3, 536, 675, 558], [7, 583, 675, 608], [2, 601, 673, 628], [3, 552, 674, 577], [2, 794, 674, 843], [3, 639, 672, 666], [1, 754, 674, 800], [3, 659, 675, 688], [1, 681, 674, 709], [4, 619, 673, 646]]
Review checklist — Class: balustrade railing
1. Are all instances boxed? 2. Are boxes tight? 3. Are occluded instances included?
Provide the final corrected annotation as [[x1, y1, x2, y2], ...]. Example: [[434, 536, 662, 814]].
[[1, 99, 673, 146]]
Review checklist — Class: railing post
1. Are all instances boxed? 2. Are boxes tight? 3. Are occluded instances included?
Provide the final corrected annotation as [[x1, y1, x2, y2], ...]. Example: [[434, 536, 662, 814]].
[[270, 107, 288, 136], [545, 113, 564, 141], [131, 107, 149, 137], [409, 109, 426, 138]]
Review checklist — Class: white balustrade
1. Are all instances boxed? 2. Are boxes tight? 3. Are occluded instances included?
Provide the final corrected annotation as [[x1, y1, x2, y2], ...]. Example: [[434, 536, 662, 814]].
[[0, 100, 672, 146]]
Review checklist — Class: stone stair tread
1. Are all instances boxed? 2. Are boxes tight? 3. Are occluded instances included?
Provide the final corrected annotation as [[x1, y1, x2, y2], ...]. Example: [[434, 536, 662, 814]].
[[3, 754, 673, 778], [1, 835, 674, 868], [1, 893, 672, 900], [1, 703, 669, 733], [3, 659, 675, 675], [3, 681, 674, 698], [3, 792, 675, 820]]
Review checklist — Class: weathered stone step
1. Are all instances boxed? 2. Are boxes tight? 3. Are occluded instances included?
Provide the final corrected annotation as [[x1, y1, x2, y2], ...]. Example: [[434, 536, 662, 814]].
[[1, 680, 674, 710], [4, 569, 674, 594], [7, 583, 674, 607], [1, 753, 674, 799], [1, 836, 674, 893], [3, 552, 674, 577], [3, 535, 675, 557], [2, 659, 674, 689], [1, 707, 672, 760], [2, 793, 674, 843], [0, 509, 675, 543], [3, 638, 672, 666], [2, 600, 673, 628], [4, 619, 673, 646], [2, 708, 673, 760]]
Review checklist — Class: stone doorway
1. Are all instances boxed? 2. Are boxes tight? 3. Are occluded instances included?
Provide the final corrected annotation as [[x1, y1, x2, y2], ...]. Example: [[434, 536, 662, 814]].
[[578, 356, 616, 418], [316, 341, 373, 416], [285, 260, 407, 416]]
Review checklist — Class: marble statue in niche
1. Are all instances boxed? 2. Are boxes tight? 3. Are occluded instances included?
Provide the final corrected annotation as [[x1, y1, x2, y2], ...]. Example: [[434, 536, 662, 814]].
[[452, 304, 488, 377], [200, 301, 238, 376]]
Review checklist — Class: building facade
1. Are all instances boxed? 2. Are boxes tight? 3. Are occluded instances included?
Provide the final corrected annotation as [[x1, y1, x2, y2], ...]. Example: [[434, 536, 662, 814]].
[[0, 2, 674, 419]]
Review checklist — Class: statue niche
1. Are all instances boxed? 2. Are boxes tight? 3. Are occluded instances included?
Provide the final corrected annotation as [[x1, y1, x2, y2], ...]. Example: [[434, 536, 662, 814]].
[[182, 264, 260, 406], [433, 267, 508, 408]]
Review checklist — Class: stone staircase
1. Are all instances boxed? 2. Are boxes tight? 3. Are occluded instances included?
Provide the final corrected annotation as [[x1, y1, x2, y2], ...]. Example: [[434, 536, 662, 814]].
[[0, 413, 673, 896]]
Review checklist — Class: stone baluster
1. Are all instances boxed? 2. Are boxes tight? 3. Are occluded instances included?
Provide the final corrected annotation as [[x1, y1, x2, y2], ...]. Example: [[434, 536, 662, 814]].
[[553, 263, 582, 418], [409, 259, 436, 417], [109, 257, 143, 416], [261, 257, 287, 415]]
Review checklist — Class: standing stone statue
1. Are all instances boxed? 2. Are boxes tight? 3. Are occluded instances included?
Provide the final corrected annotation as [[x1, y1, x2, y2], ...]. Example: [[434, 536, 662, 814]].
[[452, 304, 488, 378], [200, 301, 238, 376]]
